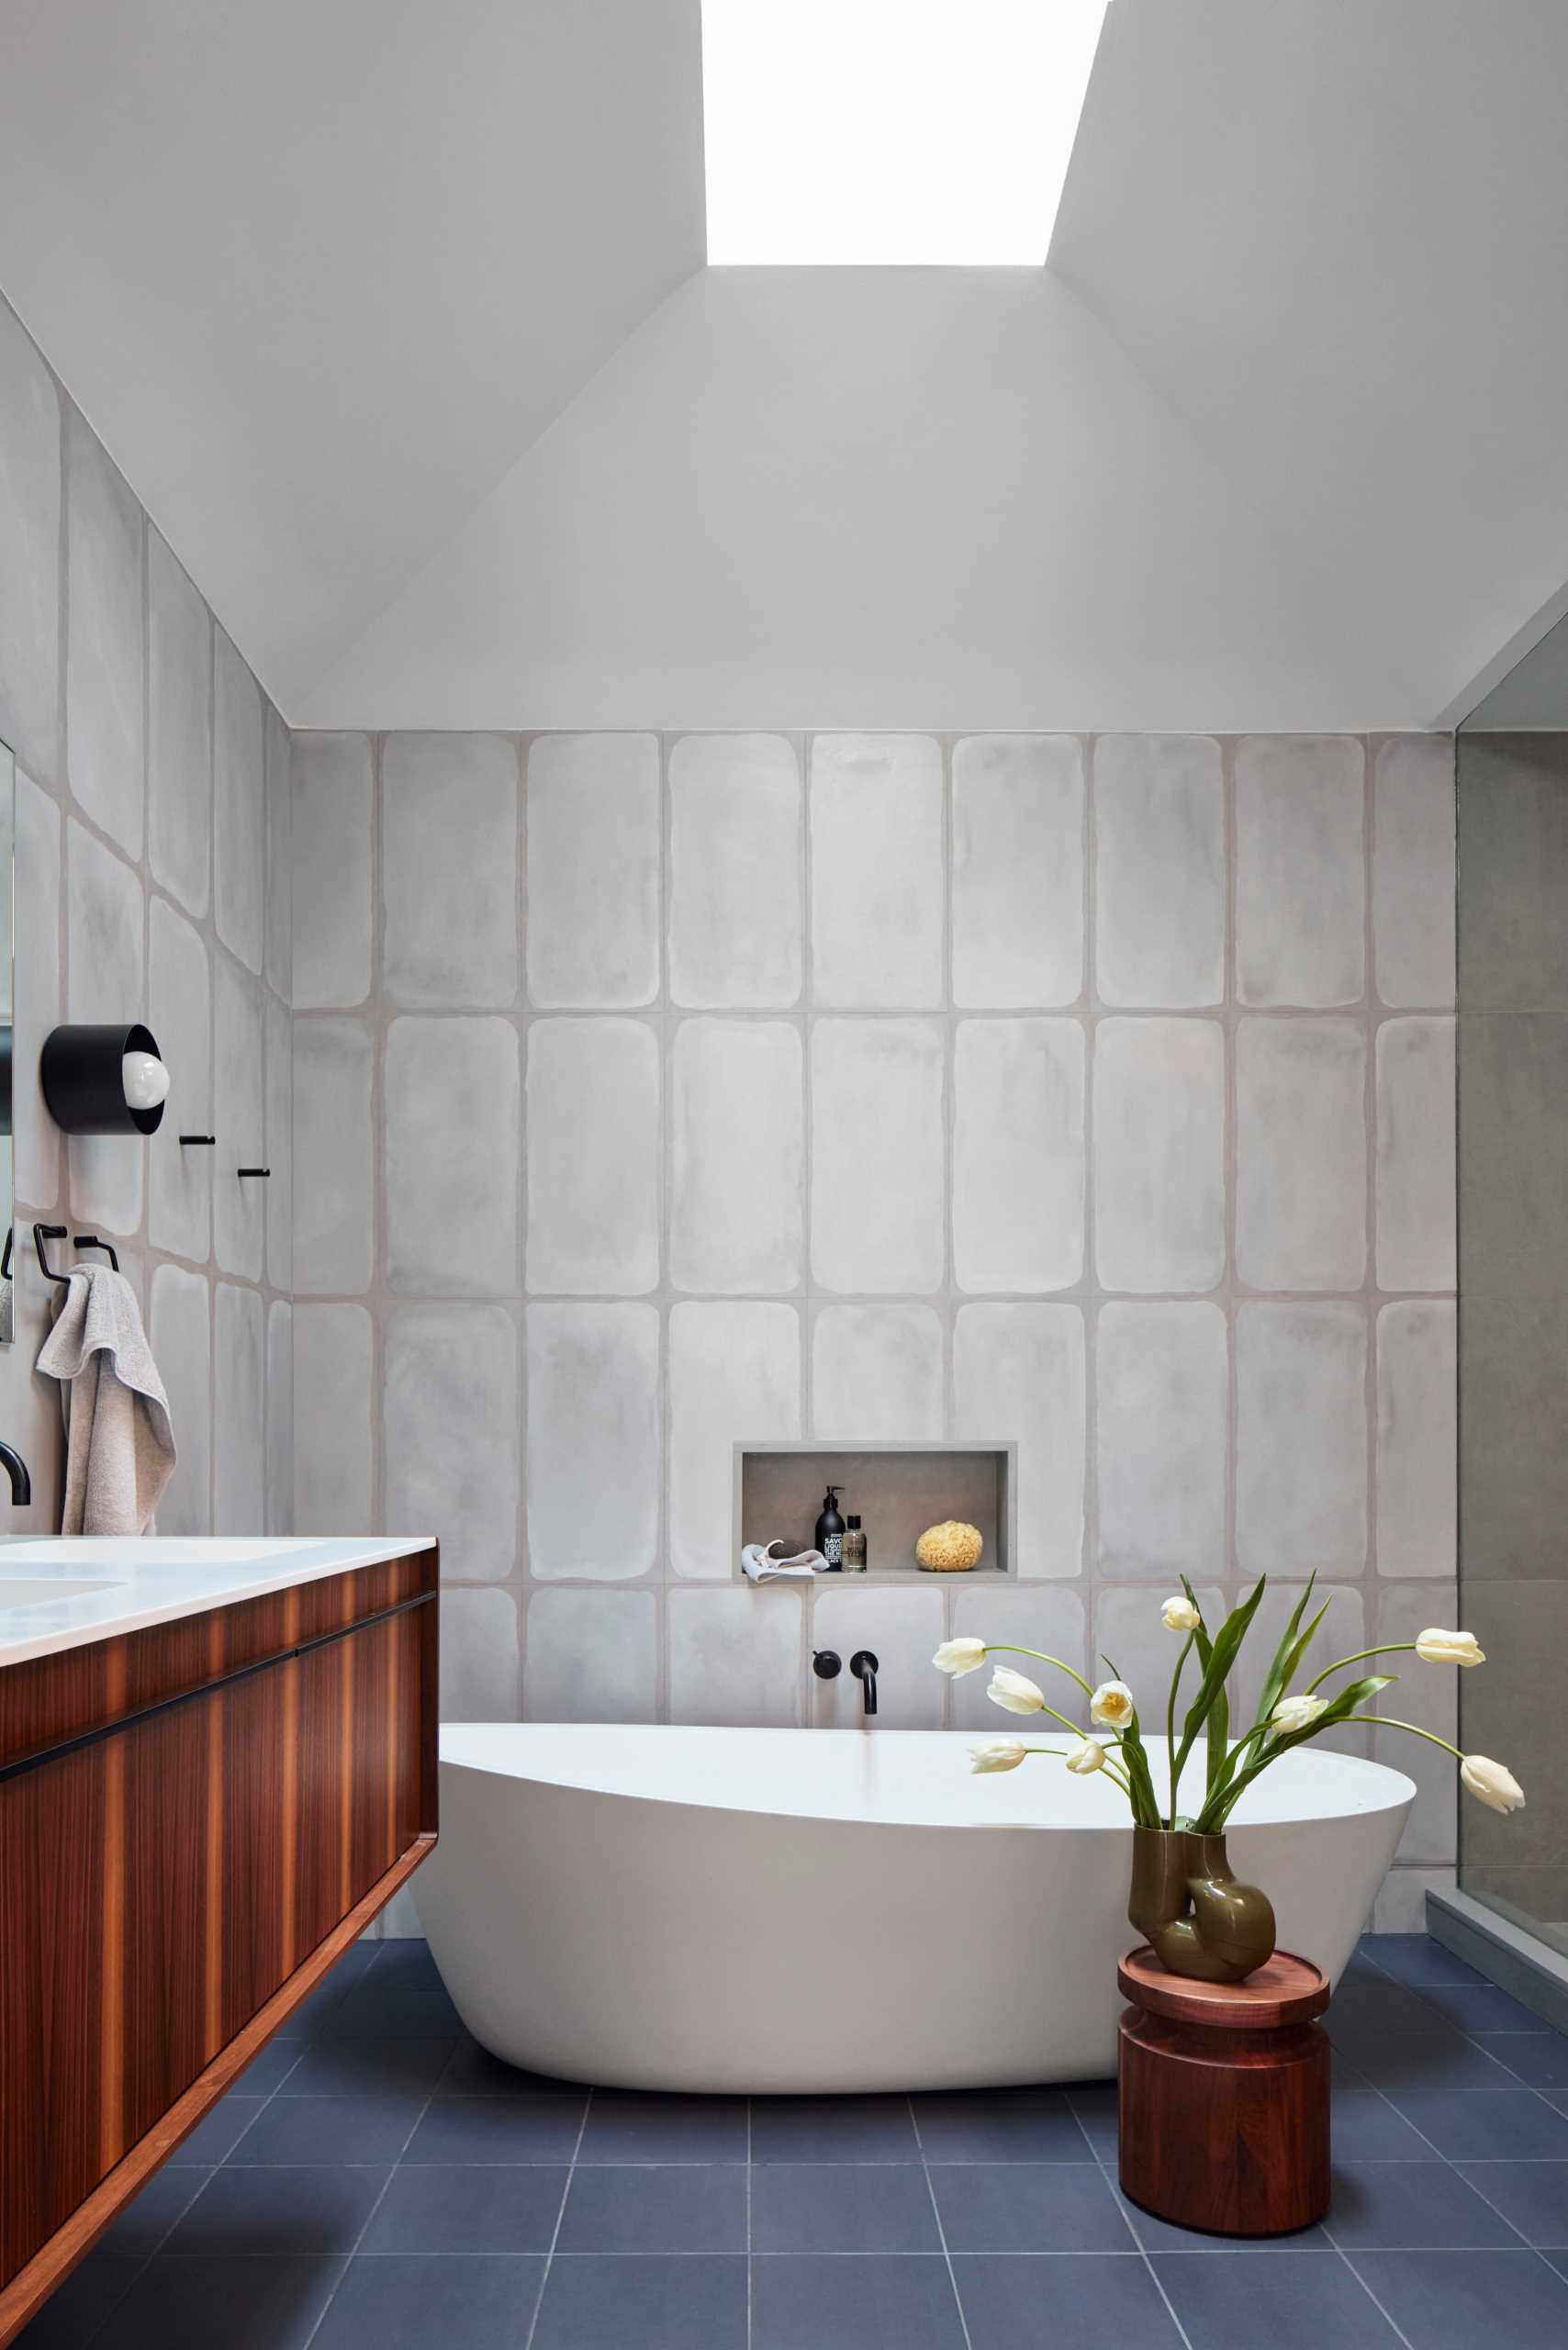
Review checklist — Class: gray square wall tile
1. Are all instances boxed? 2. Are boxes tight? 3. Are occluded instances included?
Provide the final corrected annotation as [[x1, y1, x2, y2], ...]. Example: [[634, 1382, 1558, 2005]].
[[214, 630, 265, 977], [1094, 733, 1224, 1008], [949, 1586, 1087, 1729], [671, 1019, 801, 1293], [384, 1304, 520, 1582], [291, 1017, 374, 1295], [526, 1304, 660, 1579], [1235, 733, 1365, 1007], [1093, 1017, 1224, 1292], [293, 1304, 373, 1534], [214, 956, 265, 1281], [526, 1016, 656, 1295], [812, 1304, 945, 1441], [264, 703, 292, 1002], [147, 531, 212, 918], [522, 1589, 658, 1721], [955, 1304, 1085, 1578], [15, 769, 62, 1210], [811, 1587, 945, 1729], [1236, 1017, 1366, 1290], [66, 817, 146, 1236], [668, 1586, 803, 1726], [669, 732, 801, 1009], [388, 1015, 521, 1294], [1236, 1301, 1368, 1574], [810, 733, 944, 1009], [439, 1587, 521, 1722], [266, 1301, 292, 1537], [527, 731, 660, 1007], [811, 1018, 945, 1292], [952, 733, 1083, 1009], [1376, 1302, 1456, 1576], [151, 1263, 212, 1536], [1376, 1016, 1456, 1292], [669, 1301, 800, 1579], [1372, 1582, 1458, 1863], [65, 408, 144, 857], [148, 898, 212, 1261], [292, 733, 372, 1010], [1096, 1302, 1226, 1577], [954, 1019, 1084, 1292], [1375, 734, 1455, 1008], [0, 297, 61, 785], [383, 733, 518, 1007], [264, 991, 292, 1289], [214, 1282, 264, 1535]]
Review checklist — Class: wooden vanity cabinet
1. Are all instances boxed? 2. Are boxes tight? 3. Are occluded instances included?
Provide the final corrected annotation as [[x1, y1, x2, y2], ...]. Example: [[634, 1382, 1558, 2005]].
[[0, 1546, 439, 2344]]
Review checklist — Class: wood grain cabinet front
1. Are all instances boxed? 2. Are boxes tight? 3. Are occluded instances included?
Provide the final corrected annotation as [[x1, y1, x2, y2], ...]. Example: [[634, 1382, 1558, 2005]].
[[0, 1548, 439, 2344]]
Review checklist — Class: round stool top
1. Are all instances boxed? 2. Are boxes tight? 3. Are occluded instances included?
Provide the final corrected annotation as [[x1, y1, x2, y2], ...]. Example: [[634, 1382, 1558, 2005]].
[[1118, 1946, 1330, 2029]]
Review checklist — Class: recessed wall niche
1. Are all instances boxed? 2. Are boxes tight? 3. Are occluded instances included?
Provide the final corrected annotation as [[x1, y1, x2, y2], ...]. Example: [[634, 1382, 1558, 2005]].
[[736, 1443, 1015, 1582]]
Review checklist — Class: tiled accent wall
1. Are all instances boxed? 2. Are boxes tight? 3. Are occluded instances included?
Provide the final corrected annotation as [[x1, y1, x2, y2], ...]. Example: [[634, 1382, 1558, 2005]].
[[291, 727, 1457, 1929], [0, 293, 292, 1538], [1457, 731, 1568, 1930]]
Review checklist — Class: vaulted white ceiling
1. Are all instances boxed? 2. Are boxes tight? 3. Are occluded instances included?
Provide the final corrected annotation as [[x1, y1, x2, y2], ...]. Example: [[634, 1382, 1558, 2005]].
[[2, 0, 1566, 728]]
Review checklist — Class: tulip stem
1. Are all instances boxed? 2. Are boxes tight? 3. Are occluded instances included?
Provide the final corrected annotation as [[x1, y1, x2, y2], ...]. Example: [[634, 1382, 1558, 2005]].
[[986, 1645, 1095, 1701], [1306, 1642, 1415, 1694], [1348, 1714, 1463, 1762], [1167, 1630, 1193, 1827]]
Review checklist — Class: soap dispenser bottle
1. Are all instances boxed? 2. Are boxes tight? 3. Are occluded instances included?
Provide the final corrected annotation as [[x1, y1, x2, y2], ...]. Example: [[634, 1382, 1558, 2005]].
[[815, 1486, 846, 1571]]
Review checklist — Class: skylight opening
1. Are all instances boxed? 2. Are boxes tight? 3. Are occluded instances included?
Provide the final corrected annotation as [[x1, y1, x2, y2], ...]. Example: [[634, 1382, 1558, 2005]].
[[701, 0, 1108, 266]]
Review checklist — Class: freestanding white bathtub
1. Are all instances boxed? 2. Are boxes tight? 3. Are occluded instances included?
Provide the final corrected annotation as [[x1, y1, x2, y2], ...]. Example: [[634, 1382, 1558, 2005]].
[[414, 1724, 1414, 2092]]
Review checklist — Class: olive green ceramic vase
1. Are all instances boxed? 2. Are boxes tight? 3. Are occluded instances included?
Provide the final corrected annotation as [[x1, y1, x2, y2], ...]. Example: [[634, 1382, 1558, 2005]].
[[1127, 1825, 1278, 1983]]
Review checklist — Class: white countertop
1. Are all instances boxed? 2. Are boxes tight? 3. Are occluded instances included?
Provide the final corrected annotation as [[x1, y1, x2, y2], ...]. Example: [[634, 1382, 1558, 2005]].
[[0, 1537, 437, 1666]]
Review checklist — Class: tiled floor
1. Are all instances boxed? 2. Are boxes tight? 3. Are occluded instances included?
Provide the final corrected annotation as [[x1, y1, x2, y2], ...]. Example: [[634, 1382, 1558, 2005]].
[[18, 1934, 1568, 2349]]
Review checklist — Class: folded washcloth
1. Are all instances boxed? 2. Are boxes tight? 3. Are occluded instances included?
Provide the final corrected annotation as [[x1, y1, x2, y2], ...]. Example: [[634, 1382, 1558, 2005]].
[[37, 1265, 177, 1535], [741, 1539, 829, 1583]]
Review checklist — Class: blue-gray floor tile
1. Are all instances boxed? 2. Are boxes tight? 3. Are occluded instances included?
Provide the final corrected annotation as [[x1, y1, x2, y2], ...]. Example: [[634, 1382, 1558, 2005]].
[[402, 2090, 586, 2164], [1114, 2180, 1327, 2252], [912, 2086, 1092, 2162], [753, 2254, 964, 2350], [1336, 2028, 1519, 2093], [750, 2094, 919, 2162], [1066, 2082, 1119, 2159], [13, 2244, 141, 2348], [555, 2164, 746, 2254], [1549, 2249, 1568, 2282], [1362, 1934, 1488, 1989], [1324, 2160, 1522, 2248], [162, 2164, 389, 2255], [102, 2164, 212, 2253], [274, 1951, 379, 2041], [278, 2038, 457, 2098], [360, 2162, 565, 2255], [932, 2161, 1133, 2252], [1453, 2161, 1568, 2246], [1150, 2247, 1402, 2348], [1417, 1982, 1554, 2033], [1350, 2247, 1568, 2347], [1473, 2031, 1568, 2088], [311, 2254, 543, 2350], [577, 2091, 748, 2164], [1388, 2089, 1568, 2160], [168, 2097, 267, 2164], [322, 1986, 463, 2040], [535, 2253, 747, 2350], [751, 2163, 938, 2254], [231, 2041, 303, 2093], [93, 2255, 343, 2348], [226, 2091, 423, 2165], [954, 2253, 1182, 2349], [1330, 2081, 1437, 2159], [1327, 1980, 1454, 2038], [435, 2035, 582, 2097]]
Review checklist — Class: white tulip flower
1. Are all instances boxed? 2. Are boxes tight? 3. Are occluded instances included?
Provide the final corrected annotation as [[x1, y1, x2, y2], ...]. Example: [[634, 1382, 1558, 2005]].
[[1090, 1679, 1135, 1729], [1270, 1694, 1329, 1737], [1415, 1628, 1485, 1668], [1065, 1735, 1107, 1776], [969, 1739, 1027, 1774], [933, 1638, 988, 1676], [1161, 1595, 1202, 1632], [1461, 1754, 1525, 1814], [988, 1665, 1047, 1715]]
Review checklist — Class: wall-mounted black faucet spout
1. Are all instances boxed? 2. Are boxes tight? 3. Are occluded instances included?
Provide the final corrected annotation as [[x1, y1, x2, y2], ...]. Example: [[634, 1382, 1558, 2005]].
[[849, 1651, 879, 1718], [0, 1440, 32, 1507]]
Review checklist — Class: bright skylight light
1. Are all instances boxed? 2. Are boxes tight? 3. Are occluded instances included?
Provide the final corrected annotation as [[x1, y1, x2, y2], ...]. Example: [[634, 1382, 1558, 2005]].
[[701, 0, 1109, 265]]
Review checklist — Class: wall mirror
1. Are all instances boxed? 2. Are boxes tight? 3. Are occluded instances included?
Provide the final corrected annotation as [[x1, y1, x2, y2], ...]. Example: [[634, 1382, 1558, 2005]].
[[0, 736, 13, 1344]]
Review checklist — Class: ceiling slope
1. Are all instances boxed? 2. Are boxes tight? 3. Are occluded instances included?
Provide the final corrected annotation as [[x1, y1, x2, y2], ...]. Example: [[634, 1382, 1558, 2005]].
[[297, 264, 1411, 731], [0, 0, 705, 708], [1050, 0, 1568, 724]]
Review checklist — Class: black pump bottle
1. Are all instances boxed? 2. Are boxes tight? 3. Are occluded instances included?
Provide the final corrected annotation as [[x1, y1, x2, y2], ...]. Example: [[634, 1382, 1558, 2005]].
[[815, 1485, 846, 1571]]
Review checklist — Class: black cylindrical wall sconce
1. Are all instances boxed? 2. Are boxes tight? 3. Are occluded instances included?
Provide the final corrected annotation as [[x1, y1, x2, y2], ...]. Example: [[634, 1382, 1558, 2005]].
[[40, 1024, 169, 1136]]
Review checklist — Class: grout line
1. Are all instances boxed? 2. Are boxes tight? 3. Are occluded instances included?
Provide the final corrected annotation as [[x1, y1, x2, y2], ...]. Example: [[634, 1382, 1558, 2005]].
[[522, 2080, 593, 2350], [1327, 2243, 1419, 2348], [907, 2095, 974, 2350]]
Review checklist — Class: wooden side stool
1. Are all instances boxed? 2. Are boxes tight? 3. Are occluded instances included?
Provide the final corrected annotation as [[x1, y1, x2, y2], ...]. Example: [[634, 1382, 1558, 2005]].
[[1117, 1945, 1330, 2238]]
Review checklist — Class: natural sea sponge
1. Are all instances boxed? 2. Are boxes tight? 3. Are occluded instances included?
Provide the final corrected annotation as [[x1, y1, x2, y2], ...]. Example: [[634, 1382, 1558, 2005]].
[[915, 1520, 984, 1572]]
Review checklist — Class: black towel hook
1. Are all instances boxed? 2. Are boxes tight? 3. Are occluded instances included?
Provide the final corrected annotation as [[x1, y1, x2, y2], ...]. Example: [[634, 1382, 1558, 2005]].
[[33, 1225, 71, 1288], [73, 1235, 120, 1271]]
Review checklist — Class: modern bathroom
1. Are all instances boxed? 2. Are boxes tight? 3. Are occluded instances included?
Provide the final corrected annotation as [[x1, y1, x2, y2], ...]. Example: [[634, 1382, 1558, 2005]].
[[1, 6, 1566, 2347]]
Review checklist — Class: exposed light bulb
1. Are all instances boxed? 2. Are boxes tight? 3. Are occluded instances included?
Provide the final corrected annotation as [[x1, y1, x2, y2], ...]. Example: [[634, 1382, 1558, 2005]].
[[122, 1050, 171, 1112]]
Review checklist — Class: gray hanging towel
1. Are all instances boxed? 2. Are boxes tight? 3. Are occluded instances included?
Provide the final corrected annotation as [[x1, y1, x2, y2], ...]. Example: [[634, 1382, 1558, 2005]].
[[36, 1264, 177, 1534]]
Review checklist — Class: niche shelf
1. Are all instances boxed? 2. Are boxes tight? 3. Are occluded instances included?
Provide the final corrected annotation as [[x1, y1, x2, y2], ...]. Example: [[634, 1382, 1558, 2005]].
[[734, 1442, 1016, 1583]]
